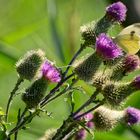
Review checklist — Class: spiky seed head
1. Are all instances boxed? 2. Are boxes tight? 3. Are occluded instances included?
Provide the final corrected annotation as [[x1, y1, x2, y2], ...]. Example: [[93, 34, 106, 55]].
[[74, 52, 102, 82], [16, 49, 45, 80], [22, 77, 48, 108], [102, 82, 133, 107], [93, 106, 125, 131]]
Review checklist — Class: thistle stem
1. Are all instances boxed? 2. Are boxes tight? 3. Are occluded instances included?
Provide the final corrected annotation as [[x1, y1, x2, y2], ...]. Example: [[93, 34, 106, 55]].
[[8, 110, 39, 136], [8, 74, 75, 137], [127, 126, 140, 139], [45, 78, 78, 105], [40, 73, 75, 107], [5, 77, 24, 122], [63, 43, 85, 78], [72, 89, 99, 117], [74, 100, 104, 120]]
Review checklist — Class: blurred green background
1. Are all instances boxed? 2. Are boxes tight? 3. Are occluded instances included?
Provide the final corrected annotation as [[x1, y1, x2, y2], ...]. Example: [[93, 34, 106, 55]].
[[0, 0, 140, 140]]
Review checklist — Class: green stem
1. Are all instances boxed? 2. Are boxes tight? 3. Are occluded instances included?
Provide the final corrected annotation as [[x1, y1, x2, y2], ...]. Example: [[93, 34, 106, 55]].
[[74, 100, 104, 120], [63, 43, 85, 78], [52, 117, 77, 140], [8, 110, 39, 137], [8, 75, 76, 137], [127, 126, 140, 139], [72, 89, 99, 117], [5, 77, 24, 122], [14, 109, 21, 140], [40, 73, 75, 107], [45, 78, 78, 105]]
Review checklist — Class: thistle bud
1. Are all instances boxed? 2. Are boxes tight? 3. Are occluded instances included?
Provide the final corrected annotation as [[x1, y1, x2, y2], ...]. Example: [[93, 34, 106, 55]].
[[39, 129, 56, 140], [102, 82, 133, 107], [74, 34, 122, 82], [110, 55, 140, 81], [124, 107, 140, 125], [131, 75, 140, 90], [94, 1, 126, 40], [80, 2, 127, 47], [93, 106, 124, 131], [80, 21, 96, 47], [74, 52, 102, 82], [22, 77, 48, 108], [16, 49, 45, 80], [91, 71, 110, 89]]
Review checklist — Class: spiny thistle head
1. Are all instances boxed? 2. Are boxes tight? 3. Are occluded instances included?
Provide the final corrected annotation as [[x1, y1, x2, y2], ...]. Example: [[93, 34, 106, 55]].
[[22, 77, 48, 108], [123, 55, 140, 73], [124, 107, 140, 125], [109, 55, 140, 81], [131, 75, 140, 90], [75, 128, 87, 140], [74, 53, 102, 82], [93, 106, 125, 131], [80, 21, 96, 46], [39, 129, 56, 140], [102, 82, 133, 107], [91, 71, 110, 89], [96, 33, 122, 60], [106, 1, 127, 22], [16, 49, 45, 80], [41, 60, 61, 83]]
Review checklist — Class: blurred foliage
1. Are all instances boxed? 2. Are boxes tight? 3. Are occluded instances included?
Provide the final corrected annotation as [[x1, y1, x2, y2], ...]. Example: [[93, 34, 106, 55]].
[[0, 0, 139, 140]]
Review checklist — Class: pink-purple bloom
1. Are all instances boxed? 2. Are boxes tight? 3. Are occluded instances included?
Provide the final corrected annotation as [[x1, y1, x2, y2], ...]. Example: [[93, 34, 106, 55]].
[[41, 60, 61, 83], [126, 107, 140, 125], [96, 33, 122, 59], [84, 113, 94, 129], [86, 121, 94, 129], [84, 113, 94, 121], [106, 1, 127, 22], [75, 128, 87, 140], [123, 55, 140, 73], [131, 76, 140, 90]]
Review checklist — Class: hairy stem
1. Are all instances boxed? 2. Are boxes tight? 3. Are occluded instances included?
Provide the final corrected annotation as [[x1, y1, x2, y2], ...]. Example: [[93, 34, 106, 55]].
[[5, 77, 24, 122]]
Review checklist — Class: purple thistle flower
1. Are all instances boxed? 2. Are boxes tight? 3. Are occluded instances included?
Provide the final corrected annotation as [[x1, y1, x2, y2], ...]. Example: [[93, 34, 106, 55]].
[[75, 128, 86, 140], [86, 121, 94, 129], [131, 76, 140, 90], [126, 107, 140, 125], [41, 60, 61, 83], [123, 55, 140, 73], [96, 33, 122, 59], [106, 1, 127, 22], [84, 113, 93, 121]]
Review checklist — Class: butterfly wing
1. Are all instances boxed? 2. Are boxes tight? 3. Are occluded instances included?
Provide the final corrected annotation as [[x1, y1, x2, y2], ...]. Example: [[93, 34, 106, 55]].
[[114, 23, 140, 54], [115, 34, 140, 54]]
